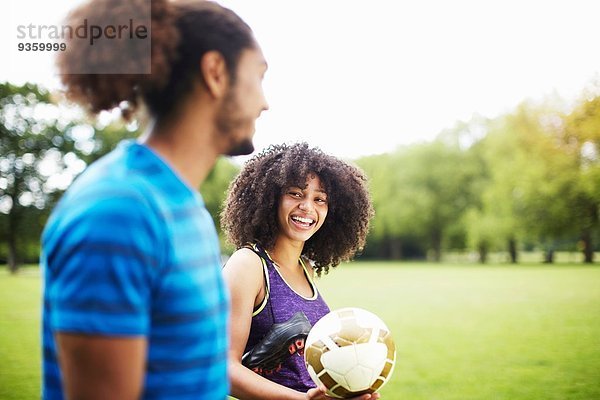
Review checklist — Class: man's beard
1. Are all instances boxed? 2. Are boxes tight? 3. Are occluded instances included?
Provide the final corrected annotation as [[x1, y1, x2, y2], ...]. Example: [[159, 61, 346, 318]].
[[226, 138, 255, 156], [216, 88, 255, 156]]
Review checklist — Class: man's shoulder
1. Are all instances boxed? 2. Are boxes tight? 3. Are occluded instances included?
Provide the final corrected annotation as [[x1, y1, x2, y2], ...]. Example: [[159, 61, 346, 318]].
[[60, 145, 166, 211], [44, 155, 167, 247]]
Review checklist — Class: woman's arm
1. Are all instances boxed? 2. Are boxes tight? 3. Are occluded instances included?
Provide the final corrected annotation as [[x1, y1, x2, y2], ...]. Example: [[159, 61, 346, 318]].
[[223, 248, 306, 400]]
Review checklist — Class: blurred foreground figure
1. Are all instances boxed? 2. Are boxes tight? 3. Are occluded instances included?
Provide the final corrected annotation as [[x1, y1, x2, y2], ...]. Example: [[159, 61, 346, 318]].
[[41, 0, 268, 399]]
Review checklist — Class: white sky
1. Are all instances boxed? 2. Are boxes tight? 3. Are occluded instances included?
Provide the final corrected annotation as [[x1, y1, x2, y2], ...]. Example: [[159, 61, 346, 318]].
[[3, 0, 600, 159]]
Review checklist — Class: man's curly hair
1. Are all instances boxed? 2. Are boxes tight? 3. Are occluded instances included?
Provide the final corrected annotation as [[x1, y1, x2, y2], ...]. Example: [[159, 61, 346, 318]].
[[56, 0, 254, 122], [221, 142, 374, 275]]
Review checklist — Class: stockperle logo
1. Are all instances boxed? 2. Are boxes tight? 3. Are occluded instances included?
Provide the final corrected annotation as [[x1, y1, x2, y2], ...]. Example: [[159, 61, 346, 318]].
[[8, 0, 151, 75]]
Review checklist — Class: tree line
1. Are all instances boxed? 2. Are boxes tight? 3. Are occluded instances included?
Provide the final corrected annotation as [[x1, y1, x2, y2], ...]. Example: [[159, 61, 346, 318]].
[[1, 81, 598, 272], [358, 86, 599, 263]]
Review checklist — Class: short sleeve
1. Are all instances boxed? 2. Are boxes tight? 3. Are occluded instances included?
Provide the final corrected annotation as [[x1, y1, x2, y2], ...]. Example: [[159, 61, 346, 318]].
[[44, 189, 165, 336]]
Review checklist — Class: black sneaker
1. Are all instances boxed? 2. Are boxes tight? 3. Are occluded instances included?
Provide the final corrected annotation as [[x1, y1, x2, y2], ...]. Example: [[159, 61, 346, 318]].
[[242, 311, 312, 374]]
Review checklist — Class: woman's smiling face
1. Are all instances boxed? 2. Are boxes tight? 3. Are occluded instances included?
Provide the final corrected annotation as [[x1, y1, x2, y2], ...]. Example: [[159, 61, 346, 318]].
[[277, 174, 328, 244]]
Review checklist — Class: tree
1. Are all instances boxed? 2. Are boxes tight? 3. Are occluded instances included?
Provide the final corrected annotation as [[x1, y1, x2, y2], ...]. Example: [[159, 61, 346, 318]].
[[414, 140, 481, 261], [463, 92, 599, 264], [464, 113, 532, 263], [358, 152, 414, 259], [507, 101, 581, 263], [199, 157, 240, 253], [563, 84, 600, 263], [359, 138, 480, 261], [0, 82, 138, 272], [1, 83, 80, 271]]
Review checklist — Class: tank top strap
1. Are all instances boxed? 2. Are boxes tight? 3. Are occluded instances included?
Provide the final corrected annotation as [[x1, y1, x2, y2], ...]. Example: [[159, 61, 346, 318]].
[[244, 243, 269, 262], [243, 243, 276, 318]]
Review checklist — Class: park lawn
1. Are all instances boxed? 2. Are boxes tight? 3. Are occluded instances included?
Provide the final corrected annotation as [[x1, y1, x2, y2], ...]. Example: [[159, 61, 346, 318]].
[[0, 267, 42, 400], [316, 263, 600, 400], [1, 263, 600, 400]]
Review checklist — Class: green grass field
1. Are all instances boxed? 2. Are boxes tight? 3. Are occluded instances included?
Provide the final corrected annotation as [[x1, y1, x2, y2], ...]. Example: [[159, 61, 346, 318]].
[[0, 268, 42, 400], [1, 263, 600, 399]]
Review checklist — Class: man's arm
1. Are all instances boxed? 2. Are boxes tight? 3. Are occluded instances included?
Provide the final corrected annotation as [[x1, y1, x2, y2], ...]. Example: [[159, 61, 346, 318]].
[[56, 333, 147, 400]]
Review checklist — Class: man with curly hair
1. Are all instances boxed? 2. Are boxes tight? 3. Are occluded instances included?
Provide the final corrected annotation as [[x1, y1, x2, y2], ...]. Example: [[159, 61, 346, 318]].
[[41, 1, 268, 399], [221, 142, 378, 399]]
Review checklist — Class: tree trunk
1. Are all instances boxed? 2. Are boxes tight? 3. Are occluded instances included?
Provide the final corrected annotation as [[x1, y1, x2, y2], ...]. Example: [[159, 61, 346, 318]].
[[7, 200, 21, 274], [388, 238, 402, 260], [508, 238, 518, 264], [431, 230, 442, 262], [581, 229, 594, 264], [7, 228, 19, 274], [543, 249, 554, 264], [478, 242, 488, 264]]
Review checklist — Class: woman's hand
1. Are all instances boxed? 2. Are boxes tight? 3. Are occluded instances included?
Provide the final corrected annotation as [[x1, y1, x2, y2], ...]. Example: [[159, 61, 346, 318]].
[[305, 386, 381, 400]]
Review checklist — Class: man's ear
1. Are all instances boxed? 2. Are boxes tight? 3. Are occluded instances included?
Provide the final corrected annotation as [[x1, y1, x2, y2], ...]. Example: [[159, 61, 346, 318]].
[[200, 50, 229, 99]]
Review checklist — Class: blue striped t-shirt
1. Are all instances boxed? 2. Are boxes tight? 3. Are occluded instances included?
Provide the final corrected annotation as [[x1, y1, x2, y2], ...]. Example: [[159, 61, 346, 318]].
[[41, 140, 229, 399]]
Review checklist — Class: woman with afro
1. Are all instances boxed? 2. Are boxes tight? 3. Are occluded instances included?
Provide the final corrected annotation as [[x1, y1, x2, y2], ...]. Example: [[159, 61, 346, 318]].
[[221, 142, 377, 399]]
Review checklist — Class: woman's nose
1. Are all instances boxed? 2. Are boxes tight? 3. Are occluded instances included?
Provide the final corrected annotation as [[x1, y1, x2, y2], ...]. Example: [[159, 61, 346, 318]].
[[298, 200, 312, 212]]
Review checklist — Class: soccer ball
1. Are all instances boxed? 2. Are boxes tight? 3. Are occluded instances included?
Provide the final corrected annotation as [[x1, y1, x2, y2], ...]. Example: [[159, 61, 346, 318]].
[[304, 307, 396, 398]]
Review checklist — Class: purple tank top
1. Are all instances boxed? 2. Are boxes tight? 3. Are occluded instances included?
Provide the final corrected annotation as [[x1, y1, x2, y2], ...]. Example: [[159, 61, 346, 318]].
[[244, 244, 330, 392]]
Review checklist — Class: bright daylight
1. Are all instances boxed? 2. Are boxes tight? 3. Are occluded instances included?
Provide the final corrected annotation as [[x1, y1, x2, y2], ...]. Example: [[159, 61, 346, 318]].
[[1, 0, 599, 399]]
